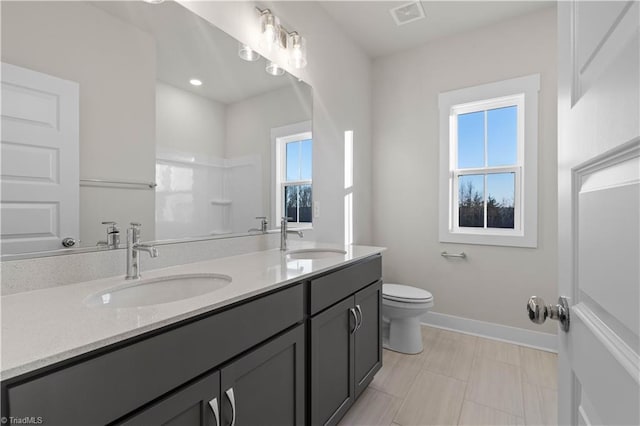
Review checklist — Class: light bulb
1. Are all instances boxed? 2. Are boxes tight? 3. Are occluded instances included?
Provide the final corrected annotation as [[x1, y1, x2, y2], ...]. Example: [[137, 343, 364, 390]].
[[260, 10, 279, 51], [288, 33, 307, 69]]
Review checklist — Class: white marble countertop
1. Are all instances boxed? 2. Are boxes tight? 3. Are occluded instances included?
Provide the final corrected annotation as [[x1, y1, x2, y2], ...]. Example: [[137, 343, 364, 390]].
[[1, 242, 384, 380]]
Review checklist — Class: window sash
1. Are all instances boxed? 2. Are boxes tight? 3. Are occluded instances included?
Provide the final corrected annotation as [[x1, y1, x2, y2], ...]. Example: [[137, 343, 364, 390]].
[[449, 94, 524, 171], [281, 181, 312, 224], [451, 166, 521, 233]]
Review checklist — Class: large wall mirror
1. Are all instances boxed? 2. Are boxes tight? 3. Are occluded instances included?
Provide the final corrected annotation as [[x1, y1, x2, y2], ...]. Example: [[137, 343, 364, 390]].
[[1, 1, 313, 257]]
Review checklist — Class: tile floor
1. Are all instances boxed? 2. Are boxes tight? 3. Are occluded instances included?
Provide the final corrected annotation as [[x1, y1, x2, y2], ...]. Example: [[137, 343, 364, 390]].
[[338, 326, 558, 426]]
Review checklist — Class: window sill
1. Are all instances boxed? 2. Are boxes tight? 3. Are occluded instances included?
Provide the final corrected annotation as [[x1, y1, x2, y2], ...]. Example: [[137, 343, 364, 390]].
[[439, 230, 537, 248]]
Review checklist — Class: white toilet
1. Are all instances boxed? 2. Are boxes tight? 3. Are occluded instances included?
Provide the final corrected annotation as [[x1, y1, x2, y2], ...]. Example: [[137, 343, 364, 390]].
[[382, 283, 434, 354]]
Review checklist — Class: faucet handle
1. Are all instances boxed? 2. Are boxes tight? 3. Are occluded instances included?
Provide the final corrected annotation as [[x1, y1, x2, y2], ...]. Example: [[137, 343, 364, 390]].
[[129, 222, 142, 243], [102, 221, 119, 232]]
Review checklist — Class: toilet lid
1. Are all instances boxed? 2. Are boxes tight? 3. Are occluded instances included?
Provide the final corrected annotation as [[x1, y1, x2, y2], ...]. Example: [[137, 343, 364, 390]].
[[383, 283, 433, 303]]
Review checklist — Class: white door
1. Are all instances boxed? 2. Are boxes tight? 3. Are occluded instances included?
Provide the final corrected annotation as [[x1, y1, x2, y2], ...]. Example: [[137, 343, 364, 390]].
[[1, 63, 79, 254], [556, 1, 639, 425]]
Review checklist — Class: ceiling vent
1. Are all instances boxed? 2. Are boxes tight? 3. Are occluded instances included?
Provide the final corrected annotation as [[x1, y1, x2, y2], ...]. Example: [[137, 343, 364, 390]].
[[390, 1, 426, 26]]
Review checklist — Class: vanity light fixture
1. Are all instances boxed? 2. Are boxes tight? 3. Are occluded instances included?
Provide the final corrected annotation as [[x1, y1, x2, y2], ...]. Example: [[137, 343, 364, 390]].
[[189, 79, 203, 86], [238, 42, 260, 61], [265, 61, 285, 76], [142, 0, 165, 4], [255, 7, 308, 71]]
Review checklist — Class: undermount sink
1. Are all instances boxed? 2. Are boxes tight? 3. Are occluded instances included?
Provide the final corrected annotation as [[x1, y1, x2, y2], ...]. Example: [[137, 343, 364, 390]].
[[286, 248, 347, 260], [84, 273, 232, 308]]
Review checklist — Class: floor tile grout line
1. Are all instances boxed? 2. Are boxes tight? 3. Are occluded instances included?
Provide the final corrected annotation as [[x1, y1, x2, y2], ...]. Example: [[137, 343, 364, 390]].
[[462, 397, 527, 421], [465, 355, 527, 418], [455, 377, 471, 425]]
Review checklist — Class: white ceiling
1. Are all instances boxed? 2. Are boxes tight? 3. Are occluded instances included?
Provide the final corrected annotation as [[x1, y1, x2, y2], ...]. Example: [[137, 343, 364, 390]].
[[319, 1, 556, 58], [91, 1, 293, 104]]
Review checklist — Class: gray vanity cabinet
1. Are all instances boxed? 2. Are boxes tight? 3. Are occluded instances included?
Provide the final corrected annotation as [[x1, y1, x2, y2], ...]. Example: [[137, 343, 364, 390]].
[[308, 255, 383, 426], [2, 284, 304, 426], [353, 281, 383, 399], [220, 324, 305, 426], [310, 297, 356, 426], [119, 370, 220, 426], [120, 325, 305, 426]]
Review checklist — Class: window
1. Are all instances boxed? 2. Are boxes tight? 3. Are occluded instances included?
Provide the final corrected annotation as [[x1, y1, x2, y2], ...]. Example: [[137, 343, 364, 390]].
[[438, 75, 539, 247], [272, 121, 312, 227]]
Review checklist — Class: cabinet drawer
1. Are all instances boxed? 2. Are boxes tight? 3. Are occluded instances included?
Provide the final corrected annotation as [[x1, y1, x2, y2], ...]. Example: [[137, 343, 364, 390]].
[[6, 284, 303, 426], [309, 255, 381, 315]]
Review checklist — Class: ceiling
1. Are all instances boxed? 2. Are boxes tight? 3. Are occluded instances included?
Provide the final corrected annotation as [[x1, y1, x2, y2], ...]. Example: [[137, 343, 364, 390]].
[[91, 1, 292, 104], [319, 1, 556, 58]]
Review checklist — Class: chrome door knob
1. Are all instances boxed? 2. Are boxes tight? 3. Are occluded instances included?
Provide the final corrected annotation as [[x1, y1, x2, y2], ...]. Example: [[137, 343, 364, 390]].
[[527, 296, 570, 332], [61, 237, 77, 247]]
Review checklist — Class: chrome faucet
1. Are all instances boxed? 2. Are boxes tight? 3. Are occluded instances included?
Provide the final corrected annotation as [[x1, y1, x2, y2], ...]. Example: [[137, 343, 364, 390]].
[[248, 216, 269, 233], [126, 222, 158, 280], [280, 217, 303, 251], [97, 221, 120, 249]]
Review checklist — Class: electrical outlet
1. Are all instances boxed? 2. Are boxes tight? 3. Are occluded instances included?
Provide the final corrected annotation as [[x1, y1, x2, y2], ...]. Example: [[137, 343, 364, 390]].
[[314, 201, 320, 218]]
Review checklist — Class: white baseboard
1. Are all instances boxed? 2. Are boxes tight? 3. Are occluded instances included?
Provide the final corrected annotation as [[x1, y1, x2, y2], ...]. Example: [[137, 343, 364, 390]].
[[420, 311, 557, 353]]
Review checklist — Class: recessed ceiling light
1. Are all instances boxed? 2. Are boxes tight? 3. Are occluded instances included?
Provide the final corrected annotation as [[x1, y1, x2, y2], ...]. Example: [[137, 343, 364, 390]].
[[238, 42, 260, 61], [265, 61, 285, 77], [390, 1, 425, 26], [189, 79, 203, 86]]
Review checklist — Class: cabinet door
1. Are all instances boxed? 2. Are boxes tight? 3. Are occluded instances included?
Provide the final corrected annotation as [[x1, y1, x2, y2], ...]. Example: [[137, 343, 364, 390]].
[[220, 325, 305, 426], [354, 280, 382, 398], [310, 297, 356, 426], [119, 370, 220, 426]]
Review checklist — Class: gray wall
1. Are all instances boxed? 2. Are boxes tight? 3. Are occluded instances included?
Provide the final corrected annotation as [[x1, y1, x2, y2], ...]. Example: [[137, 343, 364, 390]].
[[371, 7, 558, 333], [156, 82, 227, 159], [226, 85, 312, 223]]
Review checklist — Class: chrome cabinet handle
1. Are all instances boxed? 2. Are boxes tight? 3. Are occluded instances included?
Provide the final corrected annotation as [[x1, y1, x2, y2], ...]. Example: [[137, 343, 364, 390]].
[[208, 397, 220, 426], [349, 308, 358, 334], [355, 304, 363, 331], [225, 387, 236, 426]]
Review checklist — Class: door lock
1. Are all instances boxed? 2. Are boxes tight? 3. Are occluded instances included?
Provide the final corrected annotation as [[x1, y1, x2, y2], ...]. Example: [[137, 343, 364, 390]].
[[527, 296, 570, 332]]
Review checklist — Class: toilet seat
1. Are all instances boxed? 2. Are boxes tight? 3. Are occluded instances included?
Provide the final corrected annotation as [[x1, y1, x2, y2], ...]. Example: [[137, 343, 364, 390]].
[[383, 283, 433, 304]]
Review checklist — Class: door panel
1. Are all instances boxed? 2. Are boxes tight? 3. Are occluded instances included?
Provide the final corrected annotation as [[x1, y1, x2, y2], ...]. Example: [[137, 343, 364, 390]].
[[354, 281, 382, 398], [558, 1, 640, 425], [571, 308, 639, 425], [310, 297, 355, 426], [578, 164, 639, 336], [1, 62, 79, 254], [220, 325, 305, 426]]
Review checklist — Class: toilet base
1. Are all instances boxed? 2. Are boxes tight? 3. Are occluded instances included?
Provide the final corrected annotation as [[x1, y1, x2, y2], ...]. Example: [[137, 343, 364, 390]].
[[384, 316, 424, 355]]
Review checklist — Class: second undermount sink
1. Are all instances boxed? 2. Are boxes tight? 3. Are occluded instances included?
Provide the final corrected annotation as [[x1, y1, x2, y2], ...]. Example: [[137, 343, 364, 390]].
[[286, 248, 347, 260], [84, 273, 232, 308]]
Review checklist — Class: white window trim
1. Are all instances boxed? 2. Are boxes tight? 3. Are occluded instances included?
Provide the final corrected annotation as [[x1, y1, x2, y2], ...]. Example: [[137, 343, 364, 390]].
[[438, 74, 540, 248], [270, 120, 312, 229]]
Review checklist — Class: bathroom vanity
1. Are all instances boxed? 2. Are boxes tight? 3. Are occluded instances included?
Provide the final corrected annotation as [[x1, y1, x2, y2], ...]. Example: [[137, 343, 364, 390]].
[[1, 247, 383, 426]]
